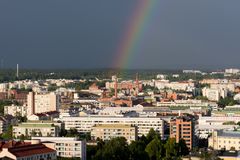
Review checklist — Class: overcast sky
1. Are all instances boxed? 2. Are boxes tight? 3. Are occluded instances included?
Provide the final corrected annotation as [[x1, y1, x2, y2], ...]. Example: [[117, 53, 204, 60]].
[[0, 0, 240, 70]]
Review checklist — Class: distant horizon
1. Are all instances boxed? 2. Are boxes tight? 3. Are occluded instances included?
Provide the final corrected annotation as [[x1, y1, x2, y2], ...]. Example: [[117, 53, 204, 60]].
[[0, 66, 231, 72]]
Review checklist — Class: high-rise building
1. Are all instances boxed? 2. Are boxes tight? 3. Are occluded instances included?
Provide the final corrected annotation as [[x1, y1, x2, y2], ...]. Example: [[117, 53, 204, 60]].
[[27, 92, 60, 116], [170, 116, 195, 150]]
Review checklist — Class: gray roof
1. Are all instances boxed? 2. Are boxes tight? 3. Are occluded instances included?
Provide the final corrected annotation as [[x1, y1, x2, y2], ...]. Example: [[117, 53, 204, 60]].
[[218, 130, 240, 138]]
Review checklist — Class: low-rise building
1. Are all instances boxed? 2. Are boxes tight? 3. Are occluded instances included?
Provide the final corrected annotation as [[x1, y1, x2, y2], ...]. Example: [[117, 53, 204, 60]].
[[209, 129, 240, 150], [4, 105, 27, 117], [91, 124, 137, 143], [32, 137, 86, 160], [0, 140, 57, 160], [0, 115, 17, 134], [13, 121, 61, 138]]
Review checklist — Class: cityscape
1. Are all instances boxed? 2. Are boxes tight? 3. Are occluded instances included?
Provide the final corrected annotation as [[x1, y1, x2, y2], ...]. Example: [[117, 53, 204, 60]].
[[1, 1, 240, 160]]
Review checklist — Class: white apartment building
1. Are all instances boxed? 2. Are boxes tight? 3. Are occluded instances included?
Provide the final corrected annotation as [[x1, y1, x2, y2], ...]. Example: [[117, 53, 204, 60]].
[[13, 121, 61, 138], [197, 116, 240, 139], [211, 83, 235, 92], [225, 68, 240, 74], [156, 74, 167, 79], [209, 129, 240, 150], [4, 105, 27, 117], [27, 92, 60, 116], [199, 116, 240, 126], [202, 87, 227, 101], [91, 124, 137, 143], [98, 105, 144, 116], [197, 124, 237, 139], [155, 80, 195, 91], [0, 83, 8, 92], [32, 137, 86, 160], [61, 116, 164, 138], [156, 100, 209, 108]]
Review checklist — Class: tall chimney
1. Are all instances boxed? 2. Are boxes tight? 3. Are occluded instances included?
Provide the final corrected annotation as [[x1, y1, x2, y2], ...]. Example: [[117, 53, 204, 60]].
[[135, 73, 139, 96], [114, 77, 118, 98], [16, 64, 19, 78]]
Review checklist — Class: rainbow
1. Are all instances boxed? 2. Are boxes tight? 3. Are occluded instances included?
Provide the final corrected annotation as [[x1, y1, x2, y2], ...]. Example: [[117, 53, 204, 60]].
[[113, 0, 157, 69]]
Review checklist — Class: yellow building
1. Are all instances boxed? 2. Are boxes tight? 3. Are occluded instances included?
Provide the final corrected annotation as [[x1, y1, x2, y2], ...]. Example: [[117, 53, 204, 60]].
[[91, 124, 137, 143], [209, 130, 240, 151]]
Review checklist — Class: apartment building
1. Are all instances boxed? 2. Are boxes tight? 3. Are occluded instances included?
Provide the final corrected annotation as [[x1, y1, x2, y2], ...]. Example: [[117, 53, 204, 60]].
[[61, 116, 164, 138], [199, 116, 240, 126], [211, 83, 235, 92], [13, 121, 61, 138], [32, 137, 86, 160], [197, 115, 238, 138], [27, 92, 60, 116], [91, 124, 137, 143], [0, 140, 57, 160], [225, 68, 240, 74], [209, 129, 240, 150], [0, 116, 8, 134], [157, 100, 209, 108], [202, 87, 227, 101], [4, 105, 27, 117], [170, 116, 195, 150], [155, 80, 195, 91]]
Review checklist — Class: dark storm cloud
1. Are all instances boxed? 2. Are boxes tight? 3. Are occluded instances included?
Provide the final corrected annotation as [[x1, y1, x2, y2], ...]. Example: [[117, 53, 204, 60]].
[[0, 0, 240, 69]]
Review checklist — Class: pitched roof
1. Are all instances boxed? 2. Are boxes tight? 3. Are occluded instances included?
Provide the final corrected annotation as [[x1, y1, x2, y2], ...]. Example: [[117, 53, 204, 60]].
[[8, 144, 55, 157], [0, 141, 55, 158]]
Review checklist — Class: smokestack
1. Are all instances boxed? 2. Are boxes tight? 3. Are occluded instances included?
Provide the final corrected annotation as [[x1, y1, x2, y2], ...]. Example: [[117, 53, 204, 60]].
[[114, 77, 118, 98], [16, 64, 19, 78], [135, 73, 139, 96]]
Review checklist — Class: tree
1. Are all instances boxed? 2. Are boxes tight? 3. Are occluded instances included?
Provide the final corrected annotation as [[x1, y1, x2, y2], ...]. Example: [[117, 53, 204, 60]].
[[145, 137, 164, 160], [93, 137, 130, 160], [66, 128, 79, 137], [178, 139, 189, 156], [129, 140, 149, 160], [217, 97, 237, 108], [146, 128, 158, 143], [1, 125, 13, 139], [164, 138, 178, 160], [237, 121, 240, 126]]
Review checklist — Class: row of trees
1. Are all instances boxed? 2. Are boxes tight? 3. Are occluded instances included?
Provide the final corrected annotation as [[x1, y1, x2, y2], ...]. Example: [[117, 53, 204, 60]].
[[87, 129, 189, 160], [217, 97, 238, 108]]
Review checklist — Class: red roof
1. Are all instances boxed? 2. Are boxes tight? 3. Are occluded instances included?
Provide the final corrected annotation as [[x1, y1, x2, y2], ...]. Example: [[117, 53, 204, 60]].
[[9, 144, 55, 157], [0, 141, 55, 158]]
